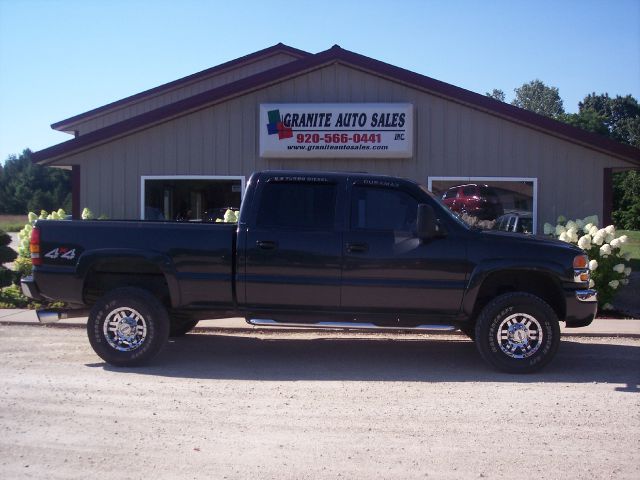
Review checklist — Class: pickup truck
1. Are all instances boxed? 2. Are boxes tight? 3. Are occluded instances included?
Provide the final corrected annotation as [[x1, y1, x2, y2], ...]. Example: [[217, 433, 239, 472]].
[[21, 170, 598, 373]]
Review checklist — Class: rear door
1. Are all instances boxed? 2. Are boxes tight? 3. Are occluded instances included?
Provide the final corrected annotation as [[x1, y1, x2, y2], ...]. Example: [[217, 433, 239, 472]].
[[341, 181, 468, 323], [243, 175, 344, 311]]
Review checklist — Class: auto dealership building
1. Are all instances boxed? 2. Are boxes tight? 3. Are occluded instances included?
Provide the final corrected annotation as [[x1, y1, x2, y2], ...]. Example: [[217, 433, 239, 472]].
[[33, 44, 640, 232]]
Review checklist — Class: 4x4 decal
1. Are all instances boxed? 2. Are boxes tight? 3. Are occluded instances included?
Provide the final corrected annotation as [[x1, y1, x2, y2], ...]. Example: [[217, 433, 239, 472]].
[[44, 247, 76, 261]]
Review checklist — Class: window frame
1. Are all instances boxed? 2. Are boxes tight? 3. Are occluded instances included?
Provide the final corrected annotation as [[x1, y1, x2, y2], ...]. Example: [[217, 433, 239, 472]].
[[139, 175, 246, 220], [427, 176, 538, 234]]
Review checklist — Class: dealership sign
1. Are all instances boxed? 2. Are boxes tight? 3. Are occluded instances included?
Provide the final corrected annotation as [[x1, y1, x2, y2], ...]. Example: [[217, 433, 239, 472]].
[[259, 103, 413, 158]]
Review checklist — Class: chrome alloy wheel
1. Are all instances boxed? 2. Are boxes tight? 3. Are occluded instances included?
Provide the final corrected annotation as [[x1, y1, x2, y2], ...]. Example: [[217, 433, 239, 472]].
[[496, 313, 543, 359], [103, 307, 148, 352]]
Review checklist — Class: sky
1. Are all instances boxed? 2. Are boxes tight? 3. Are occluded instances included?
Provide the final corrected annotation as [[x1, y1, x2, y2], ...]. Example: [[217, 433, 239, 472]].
[[1, 0, 639, 162]]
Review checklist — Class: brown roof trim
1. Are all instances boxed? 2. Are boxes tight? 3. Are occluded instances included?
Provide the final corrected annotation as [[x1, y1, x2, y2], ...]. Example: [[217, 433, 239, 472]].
[[50, 43, 310, 131], [35, 44, 640, 166]]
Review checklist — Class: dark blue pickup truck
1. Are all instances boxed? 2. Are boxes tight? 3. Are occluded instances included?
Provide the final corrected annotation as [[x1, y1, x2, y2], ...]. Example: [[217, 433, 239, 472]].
[[22, 170, 597, 372]]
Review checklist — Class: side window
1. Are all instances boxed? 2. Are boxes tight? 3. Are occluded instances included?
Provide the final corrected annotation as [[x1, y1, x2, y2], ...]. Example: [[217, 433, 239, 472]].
[[351, 186, 418, 231], [443, 188, 456, 200], [256, 182, 337, 229]]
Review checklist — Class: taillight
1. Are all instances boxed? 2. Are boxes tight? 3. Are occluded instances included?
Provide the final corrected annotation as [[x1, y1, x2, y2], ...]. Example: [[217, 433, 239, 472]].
[[30, 227, 42, 266]]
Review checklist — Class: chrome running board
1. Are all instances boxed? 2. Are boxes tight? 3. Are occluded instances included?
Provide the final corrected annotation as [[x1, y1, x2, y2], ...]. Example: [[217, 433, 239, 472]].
[[248, 318, 456, 331]]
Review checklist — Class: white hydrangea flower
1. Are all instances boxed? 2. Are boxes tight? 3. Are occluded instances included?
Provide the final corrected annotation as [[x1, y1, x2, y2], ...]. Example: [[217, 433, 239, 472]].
[[610, 238, 621, 249], [583, 223, 593, 233], [605, 225, 615, 235], [589, 279, 595, 288], [583, 215, 599, 226], [592, 233, 604, 246], [557, 215, 566, 224], [555, 224, 567, 236], [589, 259, 598, 271], [577, 235, 591, 250], [543, 223, 554, 235], [618, 235, 628, 244], [566, 220, 577, 231], [608, 280, 619, 289], [624, 267, 632, 276], [568, 228, 579, 243], [621, 279, 629, 286], [559, 232, 569, 242], [623, 252, 631, 261], [613, 263, 625, 274], [602, 303, 614, 311], [600, 244, 612, 256], [589, 225, 599, 236], [575, 219, 585, 229]]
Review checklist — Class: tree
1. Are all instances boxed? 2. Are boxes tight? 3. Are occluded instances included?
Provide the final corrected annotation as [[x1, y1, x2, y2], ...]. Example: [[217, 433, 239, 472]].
[[612, 170, 640, 230], [0, 149, 71, 214], [485, 89, 505, 102], [560, 109, 609, 137], [579, 93, 640, 147], [572, 93, 640, 229], [0, 230, 17, 288], [512, 79, 564, 118]]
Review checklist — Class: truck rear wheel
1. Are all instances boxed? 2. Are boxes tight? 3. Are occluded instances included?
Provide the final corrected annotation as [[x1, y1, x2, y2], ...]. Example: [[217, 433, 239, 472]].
[[87, 287, 169, 366], [474, 292, 560, 373]]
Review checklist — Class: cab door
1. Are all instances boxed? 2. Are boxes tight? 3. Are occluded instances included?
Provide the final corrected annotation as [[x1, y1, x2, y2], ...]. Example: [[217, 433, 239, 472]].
[[242, 177, 344, 311], [341, 183, 467, 323]]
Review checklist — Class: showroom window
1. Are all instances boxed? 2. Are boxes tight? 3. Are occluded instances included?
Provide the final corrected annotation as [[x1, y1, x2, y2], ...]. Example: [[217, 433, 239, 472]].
[[428, 177, 537, 234], [140, 176, 245, 221]]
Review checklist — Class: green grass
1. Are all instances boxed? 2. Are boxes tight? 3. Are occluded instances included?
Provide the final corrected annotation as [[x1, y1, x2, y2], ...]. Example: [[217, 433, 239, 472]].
[[619, 230, 640, 271], [0, 215, 27, 232]]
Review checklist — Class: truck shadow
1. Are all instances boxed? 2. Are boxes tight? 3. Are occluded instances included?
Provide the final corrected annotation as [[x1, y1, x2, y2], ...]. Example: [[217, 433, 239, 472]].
[[98, 333, 640, 388]]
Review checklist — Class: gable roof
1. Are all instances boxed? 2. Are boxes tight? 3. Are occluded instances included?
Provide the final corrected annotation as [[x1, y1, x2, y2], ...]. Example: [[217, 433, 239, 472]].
[[34, 44, 640, 166], [51, 43, 310, 133]]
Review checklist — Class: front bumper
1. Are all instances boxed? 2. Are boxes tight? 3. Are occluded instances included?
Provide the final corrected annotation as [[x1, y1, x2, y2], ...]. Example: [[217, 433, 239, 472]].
[[564, 288, 598, 328]]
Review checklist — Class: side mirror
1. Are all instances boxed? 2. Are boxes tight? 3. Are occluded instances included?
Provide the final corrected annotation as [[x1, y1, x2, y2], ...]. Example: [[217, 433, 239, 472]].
[[416, 204, 438, 240]]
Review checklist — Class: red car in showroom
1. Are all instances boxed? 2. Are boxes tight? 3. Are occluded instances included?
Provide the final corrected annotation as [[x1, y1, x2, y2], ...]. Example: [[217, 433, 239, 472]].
[[441, 184, 504, 220]]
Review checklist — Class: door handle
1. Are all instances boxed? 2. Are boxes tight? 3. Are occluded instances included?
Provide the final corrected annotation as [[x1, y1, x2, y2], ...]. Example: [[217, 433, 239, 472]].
[[346, 242, 368, 253], [256, 240, 277, 250]]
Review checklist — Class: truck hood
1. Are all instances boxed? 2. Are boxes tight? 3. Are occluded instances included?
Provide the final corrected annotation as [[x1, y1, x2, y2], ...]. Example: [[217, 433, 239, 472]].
[[479, 229, 583, 254]]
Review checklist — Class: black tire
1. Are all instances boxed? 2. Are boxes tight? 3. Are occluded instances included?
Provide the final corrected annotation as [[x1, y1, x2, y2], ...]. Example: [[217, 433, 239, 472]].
[[169, 318, 199, 337], [87, 287, 169, 367], [474, 292, 560, 373]]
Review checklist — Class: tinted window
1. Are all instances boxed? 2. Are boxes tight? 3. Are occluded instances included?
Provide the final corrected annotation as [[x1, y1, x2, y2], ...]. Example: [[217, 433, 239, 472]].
[[443, 188, 457, 200], [462, 186, 476, 196], [351, 186, 418, 231], [256, 182, 337, 229]]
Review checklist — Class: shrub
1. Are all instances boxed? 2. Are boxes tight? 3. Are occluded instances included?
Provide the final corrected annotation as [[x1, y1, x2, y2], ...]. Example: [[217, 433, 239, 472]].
[[0, 228, 17, 288], [543, 215, 632, 309]]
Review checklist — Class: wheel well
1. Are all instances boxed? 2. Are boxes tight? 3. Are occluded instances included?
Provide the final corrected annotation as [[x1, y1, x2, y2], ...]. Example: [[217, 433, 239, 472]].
[[471, 270, 565, 322], [83, 258, 170, 306]]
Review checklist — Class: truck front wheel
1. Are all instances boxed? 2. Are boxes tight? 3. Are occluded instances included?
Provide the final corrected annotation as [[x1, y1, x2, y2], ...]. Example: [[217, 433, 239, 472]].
[[474, 292, 560, 373], [87, 287, 169, 366]]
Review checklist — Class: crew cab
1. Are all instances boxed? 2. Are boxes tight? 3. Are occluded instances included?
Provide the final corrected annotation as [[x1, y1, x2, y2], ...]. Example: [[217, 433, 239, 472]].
[[22, 171, 598, 373]]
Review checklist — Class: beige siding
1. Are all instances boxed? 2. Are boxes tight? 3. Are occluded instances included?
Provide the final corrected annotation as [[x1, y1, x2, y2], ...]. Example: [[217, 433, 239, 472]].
[[56, 63, 635, 227], [66, 53, 301, 136]]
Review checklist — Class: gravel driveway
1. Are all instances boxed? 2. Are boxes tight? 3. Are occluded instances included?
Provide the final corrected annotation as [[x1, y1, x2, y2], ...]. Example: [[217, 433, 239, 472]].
[[1, 325, 639, 479]]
